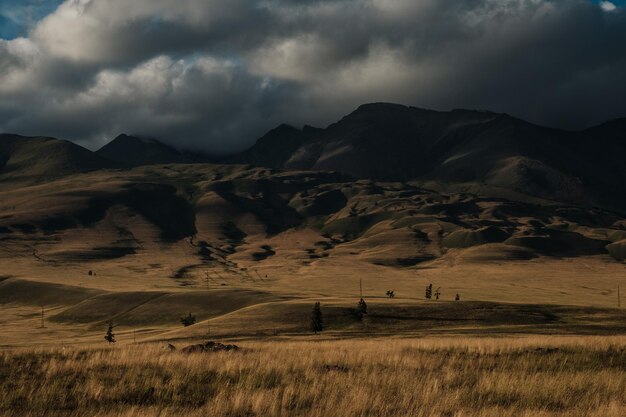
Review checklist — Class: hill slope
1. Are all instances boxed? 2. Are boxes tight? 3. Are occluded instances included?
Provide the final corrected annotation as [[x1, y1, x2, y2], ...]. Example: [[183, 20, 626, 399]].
[[0, 134, 115, 184]]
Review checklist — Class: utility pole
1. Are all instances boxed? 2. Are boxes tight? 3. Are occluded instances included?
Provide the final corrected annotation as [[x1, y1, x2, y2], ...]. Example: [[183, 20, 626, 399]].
[[40, 306, 45, 328], [205, 270, 210, 289]]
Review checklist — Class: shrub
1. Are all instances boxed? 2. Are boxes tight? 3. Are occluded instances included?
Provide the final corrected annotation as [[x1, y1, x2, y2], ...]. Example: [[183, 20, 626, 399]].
[[180, 313, 197, 327]]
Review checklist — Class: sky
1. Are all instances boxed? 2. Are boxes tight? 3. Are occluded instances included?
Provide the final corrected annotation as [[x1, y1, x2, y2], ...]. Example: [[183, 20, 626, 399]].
[[1, 0, 625, 153]]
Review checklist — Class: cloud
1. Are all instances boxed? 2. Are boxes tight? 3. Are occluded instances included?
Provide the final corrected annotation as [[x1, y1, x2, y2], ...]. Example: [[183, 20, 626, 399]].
[[600, 1, 617, 12], [1, 0, 626, 153]]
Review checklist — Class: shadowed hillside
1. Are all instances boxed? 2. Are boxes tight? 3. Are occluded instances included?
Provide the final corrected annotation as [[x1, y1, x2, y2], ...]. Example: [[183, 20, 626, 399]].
[[0, 164, 624, 292], [96, 134, 210, 166], [228, 103, 626, 211], [0, 134, 116, 184]]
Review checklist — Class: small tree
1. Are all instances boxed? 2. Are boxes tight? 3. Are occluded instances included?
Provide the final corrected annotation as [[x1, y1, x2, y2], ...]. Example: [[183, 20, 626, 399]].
[[425, 284, 433, 300], [386, 290, 395, 298], [311, 302, 323, 334], [357, 298, 368, 315], [455, 293, 460, 301], [104, 322, 116, 344], [434, 287, 441, 300], [180, 312, 196, 327]]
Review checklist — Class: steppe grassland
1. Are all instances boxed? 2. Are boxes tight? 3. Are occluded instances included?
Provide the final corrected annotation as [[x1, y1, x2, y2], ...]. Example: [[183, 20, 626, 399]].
[[1, 336, 625, 417]]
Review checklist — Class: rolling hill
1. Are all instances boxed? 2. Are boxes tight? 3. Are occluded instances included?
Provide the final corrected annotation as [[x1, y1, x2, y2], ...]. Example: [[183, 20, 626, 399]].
[[1, 104, 625, 348]]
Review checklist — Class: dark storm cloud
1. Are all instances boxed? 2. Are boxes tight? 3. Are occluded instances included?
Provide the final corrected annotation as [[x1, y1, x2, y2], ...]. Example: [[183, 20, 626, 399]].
[[0, 0, 625, 153]]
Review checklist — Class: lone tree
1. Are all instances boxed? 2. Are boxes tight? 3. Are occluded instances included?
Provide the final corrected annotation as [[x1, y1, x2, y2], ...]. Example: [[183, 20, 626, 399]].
[[311, 302, 323, 334], [358, 298, 368, 315], [455, 293, 461, 301], [434, 287, 441, 300], [104, 322, 116, 344], [425, 284, 433, 300], [386, 290, 395, 298], [180, 312, 196, 327]]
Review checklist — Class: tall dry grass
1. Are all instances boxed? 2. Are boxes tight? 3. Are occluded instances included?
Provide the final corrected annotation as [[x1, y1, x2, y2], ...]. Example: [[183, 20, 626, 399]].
[[1, 336, 625, 417]]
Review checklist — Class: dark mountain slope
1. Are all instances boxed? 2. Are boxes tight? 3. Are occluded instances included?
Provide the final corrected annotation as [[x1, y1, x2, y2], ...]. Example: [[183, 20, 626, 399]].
[[284, 103, 500, 180], [226, 124, 319, 169], [96, 134, 207, 167], [229, 103, 626, 210], [0, 134, 115, 183]]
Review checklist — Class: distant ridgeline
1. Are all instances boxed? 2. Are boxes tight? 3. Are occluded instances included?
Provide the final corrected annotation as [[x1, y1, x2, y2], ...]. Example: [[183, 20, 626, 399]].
[[1, 102, 625, 213]]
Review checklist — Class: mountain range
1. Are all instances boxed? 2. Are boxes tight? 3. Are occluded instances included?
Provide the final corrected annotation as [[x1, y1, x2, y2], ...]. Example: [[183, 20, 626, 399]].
[[229, 103, 626, 211], [2, 102, 625, 211], [0, 104, 625, 309]]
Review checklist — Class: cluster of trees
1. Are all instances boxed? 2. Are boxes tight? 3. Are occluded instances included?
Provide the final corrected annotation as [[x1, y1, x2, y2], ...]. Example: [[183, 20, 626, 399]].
[[425, 284, 460, 301]]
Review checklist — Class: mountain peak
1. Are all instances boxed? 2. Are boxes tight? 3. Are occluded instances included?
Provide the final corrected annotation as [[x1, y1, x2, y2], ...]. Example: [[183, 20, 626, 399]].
[[0, 133, 115, 183], [354, 102, 410, 112], [97, 134, 194, 167]]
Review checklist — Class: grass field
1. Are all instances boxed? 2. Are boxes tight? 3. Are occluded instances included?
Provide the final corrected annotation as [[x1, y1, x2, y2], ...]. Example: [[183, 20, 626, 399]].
[[1, 336, 625, 417]]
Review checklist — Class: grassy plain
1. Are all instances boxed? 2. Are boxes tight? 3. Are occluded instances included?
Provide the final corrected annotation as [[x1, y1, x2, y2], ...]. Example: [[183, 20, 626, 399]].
[[1, 337, 625, 417]]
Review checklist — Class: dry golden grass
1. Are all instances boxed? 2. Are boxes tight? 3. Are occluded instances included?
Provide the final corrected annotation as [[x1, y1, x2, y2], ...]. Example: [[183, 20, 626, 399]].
[[1, 336, 625, 417]]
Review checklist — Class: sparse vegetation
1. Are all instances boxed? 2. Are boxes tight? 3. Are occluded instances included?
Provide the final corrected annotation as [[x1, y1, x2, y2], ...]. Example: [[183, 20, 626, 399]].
[[425, 284, 433, 300], [386, 290, 395, 298]]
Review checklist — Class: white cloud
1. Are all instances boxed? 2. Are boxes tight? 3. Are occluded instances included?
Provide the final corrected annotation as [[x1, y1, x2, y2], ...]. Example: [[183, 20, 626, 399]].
[[600, 2, 617, 12]]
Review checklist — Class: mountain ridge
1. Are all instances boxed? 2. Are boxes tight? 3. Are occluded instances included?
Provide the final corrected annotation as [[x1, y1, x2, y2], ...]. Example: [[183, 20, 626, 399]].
[[229, 103, 626, 211], [2, 102, 625, 211]]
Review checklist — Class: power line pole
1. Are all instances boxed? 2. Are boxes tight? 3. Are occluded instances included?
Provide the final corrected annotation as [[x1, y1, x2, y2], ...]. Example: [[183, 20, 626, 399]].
[[40, 306, 45, 328], [205, 270, 210, 289]]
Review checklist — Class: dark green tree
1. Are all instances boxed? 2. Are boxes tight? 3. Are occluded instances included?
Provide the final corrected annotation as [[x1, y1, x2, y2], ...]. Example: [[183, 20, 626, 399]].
[[357, 298, 368, 315], [311, 302, 323, 334], [180, 312, 196, 327], [386, 290, 395, 298], [425, 284, 433, 300], [434, 287, 441, 300], [104, 322, 116, 344], [455, 293, 461, 301]]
